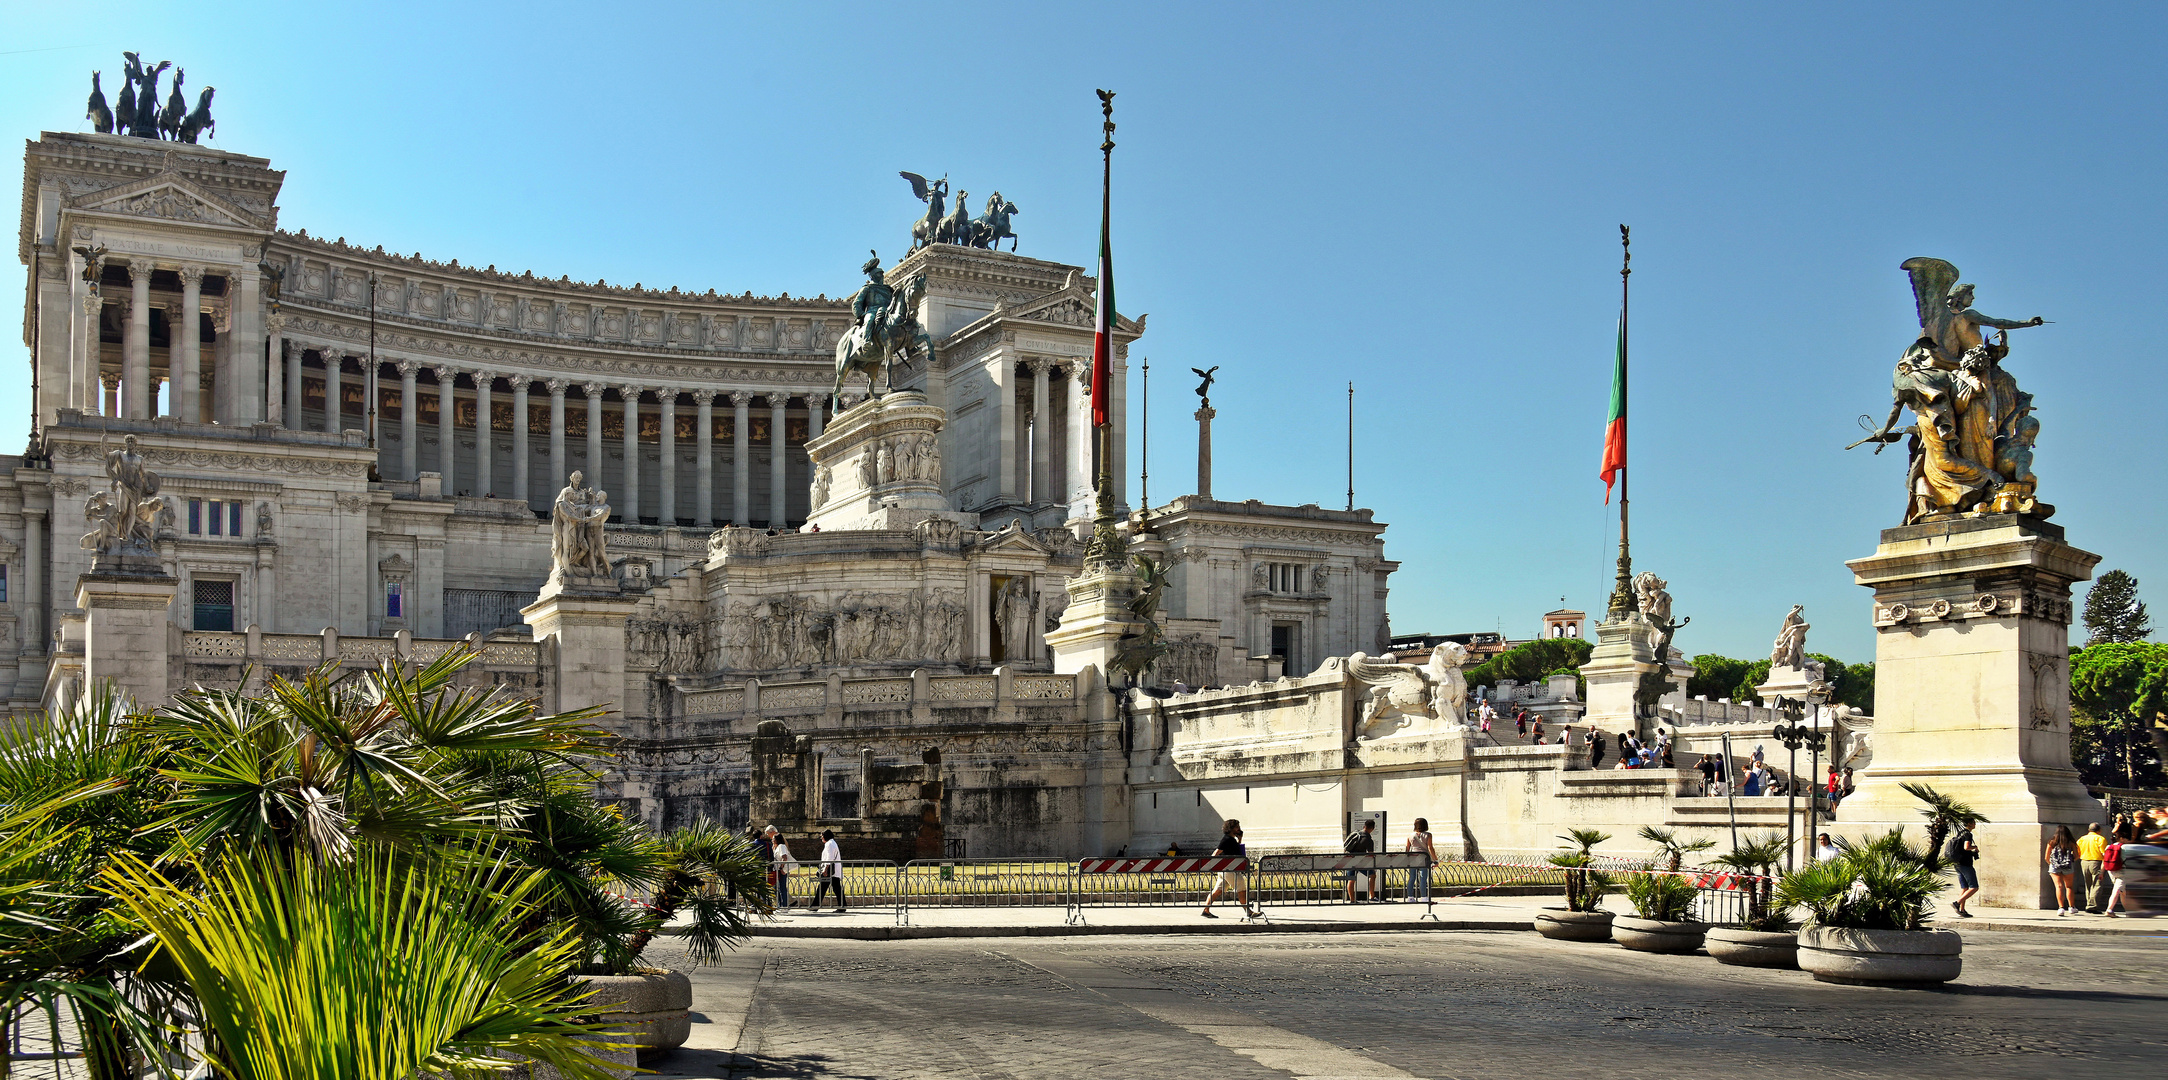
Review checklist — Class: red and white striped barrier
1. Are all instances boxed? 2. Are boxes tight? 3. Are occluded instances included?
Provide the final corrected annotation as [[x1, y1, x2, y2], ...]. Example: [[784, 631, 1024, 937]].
[[1076, 856, 1248, 874]]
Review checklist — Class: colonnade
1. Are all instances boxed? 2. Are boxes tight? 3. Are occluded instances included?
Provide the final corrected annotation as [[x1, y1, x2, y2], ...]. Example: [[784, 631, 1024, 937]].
[[281, 347, 830, 527], [63, 254, 258, 425]]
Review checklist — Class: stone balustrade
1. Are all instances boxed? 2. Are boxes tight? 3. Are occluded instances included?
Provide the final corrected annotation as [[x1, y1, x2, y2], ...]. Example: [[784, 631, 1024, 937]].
[[678, 668, 1076, 720], [179, 624, 542, 668]]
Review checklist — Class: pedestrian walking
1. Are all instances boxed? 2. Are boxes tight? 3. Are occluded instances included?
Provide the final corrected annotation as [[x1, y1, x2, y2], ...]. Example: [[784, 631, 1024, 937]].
[[756, 826, 779, 914], [1200, 819, 1260, 919], [2101, 825, 2136, 917], [1948, 816, 1981, 917], [813, 828, 847, 912], [1515, 712, 1527, 737], [1530, 719, 1546, 745], [1697, 754, 1718, 796], [770, 828, 797, 909], [1343, 819, 1378, 902], [2046, 825, 2080, 915], [2076, 822, 2108, 913], [1404, 817, 1438, 903], [1588, 730, 1606, 769], [1826, 765, 1842, 809]]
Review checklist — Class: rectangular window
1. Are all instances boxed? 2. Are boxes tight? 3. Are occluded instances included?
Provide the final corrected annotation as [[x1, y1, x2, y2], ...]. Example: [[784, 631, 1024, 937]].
[[0, 564, 8, 604], [188, 499, 202, 535], [192, 579, 235, 632], [207, 501, 222, 536], [229, 501, 243, 537], [385, 582, 403, 619]]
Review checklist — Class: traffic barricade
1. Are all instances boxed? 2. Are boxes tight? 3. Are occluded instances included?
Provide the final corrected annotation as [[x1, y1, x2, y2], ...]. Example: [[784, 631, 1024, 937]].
[[1070, 855, 1252, 924], [896, 858, 1077, 925]]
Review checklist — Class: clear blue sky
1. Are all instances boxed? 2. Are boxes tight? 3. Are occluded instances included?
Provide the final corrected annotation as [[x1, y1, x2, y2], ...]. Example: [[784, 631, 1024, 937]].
[[7, 2, 2163, 665]]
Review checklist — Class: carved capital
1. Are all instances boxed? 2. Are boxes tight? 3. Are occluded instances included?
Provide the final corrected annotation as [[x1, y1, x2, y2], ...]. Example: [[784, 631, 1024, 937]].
[[728, 390, 754, 409], [546, 378, 569, 396], [178, 264, 206, 288], [581, 381, 607, 398], [1025, 358, 1053, 378], [619, 384, 644, 402], [395, 360, 417, 378], [81, 294, 103, 316], [472, 370, 497, 388], [264, 312, 286, 335], [765, 392, 790, 412], [126, 260, 152, 284], [431, 365, 458, 385], [689, 388, 718, 407]]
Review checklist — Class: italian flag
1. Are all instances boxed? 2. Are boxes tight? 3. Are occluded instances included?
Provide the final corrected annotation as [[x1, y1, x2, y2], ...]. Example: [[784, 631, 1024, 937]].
[[1090, 192, 1115, 429], [1600, 312, 1625, 503]]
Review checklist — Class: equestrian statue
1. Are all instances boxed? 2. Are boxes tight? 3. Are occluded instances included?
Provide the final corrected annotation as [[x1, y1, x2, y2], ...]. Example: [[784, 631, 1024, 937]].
[[832, 252, 936, 412]]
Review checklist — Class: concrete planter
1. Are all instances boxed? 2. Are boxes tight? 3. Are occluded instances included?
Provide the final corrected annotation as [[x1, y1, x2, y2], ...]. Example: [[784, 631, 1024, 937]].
[[1534, 906, 1614, 942], [1797, 924, 1961, 986], [582, 969, 693, 1059], [1611, 915, 1707, 954], [1705, 926, 1799, 969]]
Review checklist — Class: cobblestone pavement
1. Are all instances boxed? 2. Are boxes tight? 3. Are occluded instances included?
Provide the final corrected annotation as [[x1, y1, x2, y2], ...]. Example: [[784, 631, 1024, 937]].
[[646, 929, 2168, 1079]]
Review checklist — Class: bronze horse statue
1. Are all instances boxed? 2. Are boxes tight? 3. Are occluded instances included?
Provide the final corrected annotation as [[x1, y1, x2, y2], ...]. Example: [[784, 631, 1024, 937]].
[[159, 69, 187, 142], [937, 189, 973, 245], [87, 71, 113, 134], [969, 193, 1019, 251], [115, 55, 139, 136], [178, 87, 215, 144], [831, 273, 934, 410]]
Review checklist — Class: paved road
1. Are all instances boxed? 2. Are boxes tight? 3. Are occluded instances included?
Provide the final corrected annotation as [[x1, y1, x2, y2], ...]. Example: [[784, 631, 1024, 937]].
[[643, 928, 2168, 1079]]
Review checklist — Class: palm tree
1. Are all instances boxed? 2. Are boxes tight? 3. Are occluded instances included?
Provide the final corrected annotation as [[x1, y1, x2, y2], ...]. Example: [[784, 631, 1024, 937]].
[[1546, 828, 1614, 912], [1709, 831, 1789, 930], [1899, 783, 1988, 871], [1775, 828, 1943, 930], [1637, 824, 1716, 872], [101, 845, 625, 1080], [621, 818, 774, 965]]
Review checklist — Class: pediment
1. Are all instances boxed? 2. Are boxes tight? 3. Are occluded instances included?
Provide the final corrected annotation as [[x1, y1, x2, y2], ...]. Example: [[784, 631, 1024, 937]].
[[71, 175, 260, 230], [977, 522, 1051, 554], [998, 283, 1145, 335]]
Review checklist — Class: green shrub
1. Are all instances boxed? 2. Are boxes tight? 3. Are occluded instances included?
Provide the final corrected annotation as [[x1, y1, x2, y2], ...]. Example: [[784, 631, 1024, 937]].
[[1774, 828, 1943, 931], [1621, 865, 1699, 922]]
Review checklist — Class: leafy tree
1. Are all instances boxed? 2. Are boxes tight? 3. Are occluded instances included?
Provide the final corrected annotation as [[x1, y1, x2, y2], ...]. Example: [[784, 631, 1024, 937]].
[[1697, 652, 1871, 711], [1841, 661, 1876, 714], [2083, 569, 2152, 645], [1465, 637, 1594, 693], [2069, 641, 2168, 788], [1687, 654, 1754, 701]]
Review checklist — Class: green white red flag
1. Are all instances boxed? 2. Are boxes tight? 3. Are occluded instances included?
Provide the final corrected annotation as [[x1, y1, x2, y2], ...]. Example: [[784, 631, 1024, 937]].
[[1600, 312, 1625, 503], [1090, 193, 1115, 428]]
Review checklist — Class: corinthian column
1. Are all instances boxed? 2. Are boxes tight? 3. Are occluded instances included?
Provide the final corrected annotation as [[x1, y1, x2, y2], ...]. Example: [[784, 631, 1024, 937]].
[[694, 391, 715, 526], [657, 389, 678, 524], [125, 262, 151, 418], [582, 383, 604, 493], [1028, 359, 1052, 504], [730, 390, 752, 525], [179, 265, 204, 421], [768, 393, 788, 528], [433, 366, 457, 486], [285, 333, 304, 427], [262, 312, 284, 427], [473, 372, 494, 497], [75, 292, 100, 414], [323, 350, 343, 433], [512, 378, 531, 507], [547, 379, 568, 495], [397, 363, 419, 479], [620, 385, 642, 522]]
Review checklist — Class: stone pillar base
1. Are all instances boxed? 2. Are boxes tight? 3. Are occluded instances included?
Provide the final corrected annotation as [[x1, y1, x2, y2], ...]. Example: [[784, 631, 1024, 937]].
[[1841, 514, 2102, 909], [1046, 561, 1151, 680], [77, 569, 179, 710], [522, 577, 640, 726]]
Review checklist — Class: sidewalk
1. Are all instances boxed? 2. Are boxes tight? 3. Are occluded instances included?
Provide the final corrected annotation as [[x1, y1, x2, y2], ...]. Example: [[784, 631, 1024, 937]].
[[693, 894, 2167, 940]]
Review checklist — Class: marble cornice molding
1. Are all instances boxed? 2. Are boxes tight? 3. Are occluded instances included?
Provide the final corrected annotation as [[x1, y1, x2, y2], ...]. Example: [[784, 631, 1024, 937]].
[[50, 439, 370, 479]]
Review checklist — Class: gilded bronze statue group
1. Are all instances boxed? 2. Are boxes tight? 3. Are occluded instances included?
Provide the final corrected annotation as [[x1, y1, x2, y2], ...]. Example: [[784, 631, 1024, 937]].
[[899, 172, 1020, 252], [1851, 258, 2049, 524], [85, 52, 215, 144]]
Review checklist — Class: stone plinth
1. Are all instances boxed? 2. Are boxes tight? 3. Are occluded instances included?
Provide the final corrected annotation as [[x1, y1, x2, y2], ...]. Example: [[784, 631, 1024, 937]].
[[522, 576, 639, 724], [803, 391, 974, 532], [77, 568, 178, 709], [1046, 560, 1150, 679], [1577, 614, 1688, 737], [1841, 514, 2102, 908], [1754, 662, 1822, 705]]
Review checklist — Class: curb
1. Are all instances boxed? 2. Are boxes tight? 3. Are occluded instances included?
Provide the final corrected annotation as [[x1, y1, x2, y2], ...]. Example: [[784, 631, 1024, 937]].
[[743, 919, 1533, 940], [1932, 917, 2163, 938]]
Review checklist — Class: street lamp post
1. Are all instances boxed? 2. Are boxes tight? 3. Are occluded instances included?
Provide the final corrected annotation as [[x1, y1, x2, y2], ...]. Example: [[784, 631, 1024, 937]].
[[1773, 685, 1830, 872]]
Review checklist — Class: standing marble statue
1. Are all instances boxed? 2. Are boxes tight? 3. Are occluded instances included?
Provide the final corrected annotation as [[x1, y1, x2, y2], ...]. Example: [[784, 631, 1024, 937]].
[[1632, 571, 1671, 624], [107, 435, 160, 551], [1851, 258, 2049, 523], [1770, 605, 1809, 670], [996, 578, 1035, 661], [550, 470, 613, 580]]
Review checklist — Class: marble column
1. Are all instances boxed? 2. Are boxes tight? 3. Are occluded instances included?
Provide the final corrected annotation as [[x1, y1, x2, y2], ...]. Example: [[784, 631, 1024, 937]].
[[285, 335, 304, 427], [323, 350, 343, 433], [397, 363, 419, 480], [162, 301, 186, 418], [1029, 360, 1051, 504], [226, 268, 264, 424], [102, 372, 120, 417], [262, 312, 284, 427], [433, 366, 456, 487], [474, 373, 495, 497], [582, 383, 604, 493], [994, 358, 1017, 501], [807, 396, 824, 440], [620, 385, 641, 522], [657, 389, 677, 524], [1195, 404, 1216, 500], [22, 507, 44, 654], [768, 394, 788, 527], [73, 290, 99, 414], [547, 379, 568, 496], [125, 262, 151, 418], [178, 265, 203, 421], [730, 391, 752, 525], [694, 391, 715, 526], [512, 378, 531, 508]]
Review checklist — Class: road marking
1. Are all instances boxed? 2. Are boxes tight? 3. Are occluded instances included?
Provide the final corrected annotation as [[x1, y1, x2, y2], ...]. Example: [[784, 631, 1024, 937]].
[[1001, 950, 1435, 1080]]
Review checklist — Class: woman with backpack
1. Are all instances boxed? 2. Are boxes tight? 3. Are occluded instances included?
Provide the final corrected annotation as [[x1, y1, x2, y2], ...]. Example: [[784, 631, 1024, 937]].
[[2045, 825, 2081, 916]]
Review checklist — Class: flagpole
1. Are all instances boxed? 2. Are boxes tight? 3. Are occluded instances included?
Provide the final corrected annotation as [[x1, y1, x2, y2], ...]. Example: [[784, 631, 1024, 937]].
[[1607, 225, 1633, 620], [1086, 89, 1124, 565], [1346, 381, 1354, 512], [1140, 357, 1149, 513]]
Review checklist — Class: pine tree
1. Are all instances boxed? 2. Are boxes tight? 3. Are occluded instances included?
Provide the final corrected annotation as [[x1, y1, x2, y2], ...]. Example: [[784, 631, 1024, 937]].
[[2083, 570, 2152, 645]]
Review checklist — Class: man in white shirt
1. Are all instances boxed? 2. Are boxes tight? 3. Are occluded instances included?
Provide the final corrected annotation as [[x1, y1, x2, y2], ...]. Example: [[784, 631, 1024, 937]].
[[813, 828, 846, 912]]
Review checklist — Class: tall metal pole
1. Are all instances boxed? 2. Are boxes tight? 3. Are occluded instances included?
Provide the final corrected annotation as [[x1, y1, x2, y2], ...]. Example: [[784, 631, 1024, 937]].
[[367, 272, 379, 448], [1721, 731, 1739, 852], [1346, 381, 1354, 512], [1084, 89, 1125, 568], [1139, 356, 1149, 513], [1607, 226, 1633, 620]]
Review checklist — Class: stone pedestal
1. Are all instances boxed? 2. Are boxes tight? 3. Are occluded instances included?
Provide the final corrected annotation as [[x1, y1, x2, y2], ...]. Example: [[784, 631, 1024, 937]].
[[1046, 560, 1150, 679], [1577, 614, 1689, 737], [77, 567, 178, 710], [803, 391, 975, 532], [522, 575, 640, 725], [1841, 515, 2102, 908], [1194, 404, 1215, 500], [1755, 662, 1823, 704]]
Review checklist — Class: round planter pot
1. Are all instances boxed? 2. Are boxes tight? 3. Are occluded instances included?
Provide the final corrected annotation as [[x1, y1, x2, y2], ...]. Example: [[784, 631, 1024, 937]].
[[1797, 924, 1961, 986], [1705, 926, 1799, 969], [581, 969, 693, 1060], [1534, 906, 1615, 942], [1612, 915, 1708, 954]]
